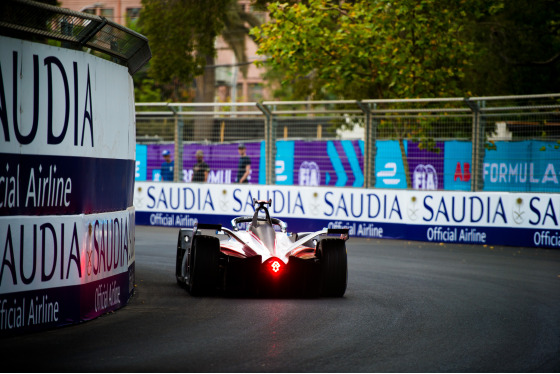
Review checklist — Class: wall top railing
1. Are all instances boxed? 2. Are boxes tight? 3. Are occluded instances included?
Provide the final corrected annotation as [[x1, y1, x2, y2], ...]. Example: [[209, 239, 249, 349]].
[[136, 94, 560, 117], [135, 102, 263, 117], [0, 0, 151, 75]]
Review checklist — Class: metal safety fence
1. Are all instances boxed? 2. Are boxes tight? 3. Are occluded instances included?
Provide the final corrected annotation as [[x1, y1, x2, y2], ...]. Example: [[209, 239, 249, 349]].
[[135, 93, 560, 193]]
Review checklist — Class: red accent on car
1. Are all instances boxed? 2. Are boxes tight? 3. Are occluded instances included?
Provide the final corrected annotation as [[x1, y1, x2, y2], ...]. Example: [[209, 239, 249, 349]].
[[265, 257, 284, 275], [271, 260, 281, 273]]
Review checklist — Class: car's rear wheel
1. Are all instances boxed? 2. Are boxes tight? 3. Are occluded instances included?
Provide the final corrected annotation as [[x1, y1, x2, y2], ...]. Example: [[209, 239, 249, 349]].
[[318, 238, 347, 297], [189, 235, 221, 296]]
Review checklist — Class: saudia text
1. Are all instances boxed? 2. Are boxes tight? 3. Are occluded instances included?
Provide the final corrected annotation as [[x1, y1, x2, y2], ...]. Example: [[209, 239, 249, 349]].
[[1, 216, 133, 289], [0, 50, 94, 147]]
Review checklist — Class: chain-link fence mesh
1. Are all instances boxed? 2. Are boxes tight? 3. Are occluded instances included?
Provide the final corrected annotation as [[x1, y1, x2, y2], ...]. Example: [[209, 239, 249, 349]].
[[266, 101, 365, 187], [135, 94, 560, 193], [366, 98, 473, 190], [477, 95, 560, 192], [136, 103, 265, 184]]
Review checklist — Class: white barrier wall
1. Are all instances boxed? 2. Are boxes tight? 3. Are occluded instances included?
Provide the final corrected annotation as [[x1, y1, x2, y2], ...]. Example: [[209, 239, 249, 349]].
[[0, 36, 136, 335], [135, 181, 560, 249]]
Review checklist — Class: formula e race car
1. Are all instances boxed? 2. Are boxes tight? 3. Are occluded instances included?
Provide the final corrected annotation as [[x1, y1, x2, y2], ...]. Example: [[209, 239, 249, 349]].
[[175, 199, 348, 297]]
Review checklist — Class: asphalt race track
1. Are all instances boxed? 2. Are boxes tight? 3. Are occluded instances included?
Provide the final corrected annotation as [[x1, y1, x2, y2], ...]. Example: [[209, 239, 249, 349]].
[[2, 225, 560, 372]]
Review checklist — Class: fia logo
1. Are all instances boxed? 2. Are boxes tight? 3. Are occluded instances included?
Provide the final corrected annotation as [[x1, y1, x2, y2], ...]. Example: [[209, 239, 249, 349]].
[[299, 161, 320, 186], [413, 164, 438, 190]]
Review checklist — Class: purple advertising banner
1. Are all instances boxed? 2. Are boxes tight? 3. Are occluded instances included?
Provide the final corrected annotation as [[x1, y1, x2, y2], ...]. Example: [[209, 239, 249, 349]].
[[144, 140, 363, 187], [137, 139, 560, 192], [147, 142, 262, 184], [293, 141, 330, 186], [293, 140, 364, 187], [407, 142, 445, 190]]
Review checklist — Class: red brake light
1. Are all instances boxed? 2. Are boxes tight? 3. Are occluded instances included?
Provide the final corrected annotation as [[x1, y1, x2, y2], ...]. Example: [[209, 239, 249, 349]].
[[266, 257, 284, 275], [271, 260, 281, 273]]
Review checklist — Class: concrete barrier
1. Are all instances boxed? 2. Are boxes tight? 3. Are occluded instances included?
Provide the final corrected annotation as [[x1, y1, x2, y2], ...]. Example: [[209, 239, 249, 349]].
[[1, 35, 137, 335]]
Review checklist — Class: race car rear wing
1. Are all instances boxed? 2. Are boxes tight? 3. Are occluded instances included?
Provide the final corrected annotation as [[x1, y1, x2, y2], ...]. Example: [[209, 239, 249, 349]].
[[231, 216, 288, 232], [196, 223, 222, 232], [197, 223, 347, 236], [327, 228, 350, 235]]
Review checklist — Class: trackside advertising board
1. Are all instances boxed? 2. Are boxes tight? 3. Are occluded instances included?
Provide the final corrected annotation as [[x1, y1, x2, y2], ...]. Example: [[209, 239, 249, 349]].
[[0, 36, 136, 335], [136, 139, 560, 192], [135, 182, 560, 249]]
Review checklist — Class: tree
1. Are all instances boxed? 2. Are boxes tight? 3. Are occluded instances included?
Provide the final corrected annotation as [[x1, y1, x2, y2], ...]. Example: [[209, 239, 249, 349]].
[[221, 1, 263, 81], [140, 0, 227, 90], [141, 0, 227, 140], [467, 0, 560, 95]]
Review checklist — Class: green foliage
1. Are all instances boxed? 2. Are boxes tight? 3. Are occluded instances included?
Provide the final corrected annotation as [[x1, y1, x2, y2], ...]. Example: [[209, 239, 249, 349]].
[[134, 78, 163, 103], [133, 0, 559, 103], [140, 0, 229, 84], [466, 0, 560, 95], [252, 0, 496, 100]]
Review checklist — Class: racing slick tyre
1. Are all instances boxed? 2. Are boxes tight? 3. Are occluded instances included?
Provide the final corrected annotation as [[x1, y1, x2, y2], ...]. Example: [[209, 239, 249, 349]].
[[176, 229, 193, 288], [189, 235, 221, 296], [318, 238, 348, 297]]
